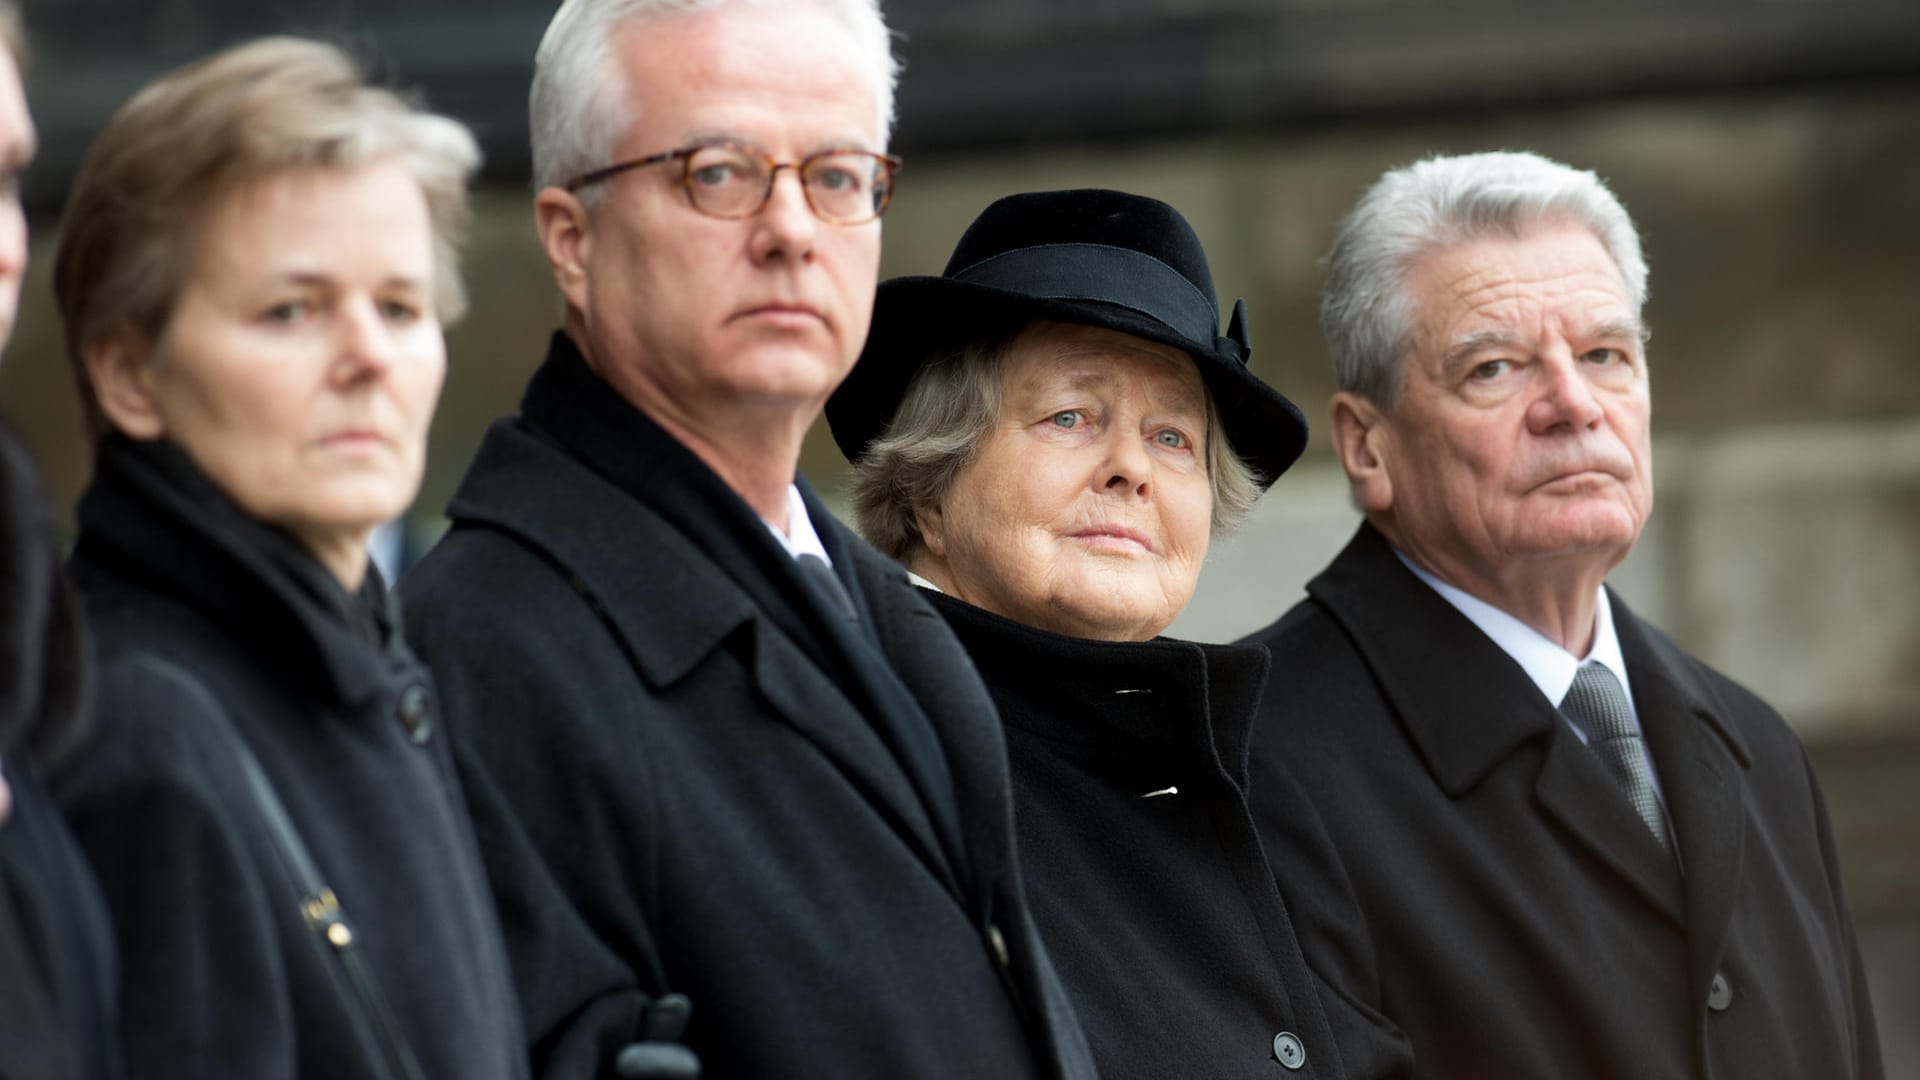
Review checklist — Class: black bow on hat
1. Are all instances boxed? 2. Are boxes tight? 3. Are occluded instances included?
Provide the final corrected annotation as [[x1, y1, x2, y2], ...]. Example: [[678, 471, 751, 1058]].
[[826, 188, 1308, 488]]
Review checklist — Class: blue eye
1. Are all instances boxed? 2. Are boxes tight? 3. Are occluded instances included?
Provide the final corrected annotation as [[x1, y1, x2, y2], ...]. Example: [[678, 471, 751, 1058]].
[[380, 299, 421, 323], [810, 166, 858, 192], [690, 163, 739, 187], [1155, 429, 1189, 450], [263, 301, 308, 324], [1050, 411, 1082, 429]]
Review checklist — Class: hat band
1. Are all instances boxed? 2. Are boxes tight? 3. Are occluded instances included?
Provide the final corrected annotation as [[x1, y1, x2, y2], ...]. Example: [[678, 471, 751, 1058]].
[[951, 243, 1219, 348]]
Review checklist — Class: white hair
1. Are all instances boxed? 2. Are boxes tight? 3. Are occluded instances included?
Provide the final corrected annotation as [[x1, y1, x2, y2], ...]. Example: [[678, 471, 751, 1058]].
[[1322, 150, 1649, 407], [529, 0, 899, 199]]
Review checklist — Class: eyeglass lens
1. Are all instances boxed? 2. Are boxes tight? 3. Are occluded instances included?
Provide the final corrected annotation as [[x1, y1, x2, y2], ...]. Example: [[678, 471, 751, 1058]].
[[683, 145, 890, 222]]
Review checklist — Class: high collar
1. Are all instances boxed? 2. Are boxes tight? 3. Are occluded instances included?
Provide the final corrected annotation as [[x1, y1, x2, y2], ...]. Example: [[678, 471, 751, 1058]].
[[501, 332, 888, 688], [519, 332, 861, 567], [926, 590, 1269, 793], [71, 434, 408, 709]]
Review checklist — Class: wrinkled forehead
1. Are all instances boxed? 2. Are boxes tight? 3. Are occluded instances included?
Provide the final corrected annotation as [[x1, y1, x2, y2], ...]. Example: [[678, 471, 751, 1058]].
[[1409, 226, 1639, 343], [1005, 321, 1208, 414]]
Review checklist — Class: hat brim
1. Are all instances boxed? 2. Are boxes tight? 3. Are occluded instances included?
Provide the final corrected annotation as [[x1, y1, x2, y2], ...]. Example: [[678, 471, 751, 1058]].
[[829, 275, 1310, 489]]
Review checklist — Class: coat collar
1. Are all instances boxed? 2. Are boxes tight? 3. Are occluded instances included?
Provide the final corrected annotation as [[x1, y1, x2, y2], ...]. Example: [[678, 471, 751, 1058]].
[[1310, 522, 1755, 921], [71, 434, 408, 710], [927, 592, 1269, 792], [445, 334, 970, 894], [1613, 603, 1751, 975], [1308, 523, 1562, 797], [457, 332, 882, 692]]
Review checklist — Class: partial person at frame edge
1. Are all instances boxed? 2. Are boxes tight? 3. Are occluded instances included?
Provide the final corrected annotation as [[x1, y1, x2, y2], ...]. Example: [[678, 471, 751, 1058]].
[[0, 3, 123, 1074]]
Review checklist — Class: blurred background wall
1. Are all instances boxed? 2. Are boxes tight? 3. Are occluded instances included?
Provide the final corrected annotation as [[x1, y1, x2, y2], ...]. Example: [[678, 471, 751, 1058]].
[[4, 0, 1916, 1067]]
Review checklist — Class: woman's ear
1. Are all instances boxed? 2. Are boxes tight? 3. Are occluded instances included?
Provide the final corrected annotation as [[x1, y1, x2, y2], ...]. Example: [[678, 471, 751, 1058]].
[[84, 328, 165, 440], [1329, 391, 1394, 514], [912, 500, 948, 561]]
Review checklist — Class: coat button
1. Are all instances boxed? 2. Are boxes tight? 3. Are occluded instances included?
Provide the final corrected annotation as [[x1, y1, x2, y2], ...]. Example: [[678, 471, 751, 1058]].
[[396, 684, 433, 744], [1707, 972, 1733, 1011], [986, 923, 1011, 970], [1272, 1031, 1307, 1070]]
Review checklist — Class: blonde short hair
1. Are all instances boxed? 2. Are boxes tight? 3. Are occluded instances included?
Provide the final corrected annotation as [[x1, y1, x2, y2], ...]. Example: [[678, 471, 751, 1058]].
[[53, 36, 481, 435]]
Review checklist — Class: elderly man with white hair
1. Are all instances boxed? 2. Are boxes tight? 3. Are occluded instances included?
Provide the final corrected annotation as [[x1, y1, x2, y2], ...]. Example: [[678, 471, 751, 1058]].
[[1245, 150, 1882, 1079], [401, 1, 1096, 1078]]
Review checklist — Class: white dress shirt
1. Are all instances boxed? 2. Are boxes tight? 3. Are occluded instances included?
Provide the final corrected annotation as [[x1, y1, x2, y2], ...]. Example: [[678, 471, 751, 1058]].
[[1394, 548, 1666, 802], [763, 484, 833, 564]]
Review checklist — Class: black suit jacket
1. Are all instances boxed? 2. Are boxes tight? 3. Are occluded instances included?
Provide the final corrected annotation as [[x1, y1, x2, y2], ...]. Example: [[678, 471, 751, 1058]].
[[1242, 523, 1881, 1079], [401, 336, 1094, 1080]]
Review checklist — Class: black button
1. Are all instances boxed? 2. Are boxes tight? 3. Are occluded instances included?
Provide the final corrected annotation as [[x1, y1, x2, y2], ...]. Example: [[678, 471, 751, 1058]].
[[397, 684, 432, 744], [1273, 1032, 1306, 1071], [1707, 972, 1732, 1012]]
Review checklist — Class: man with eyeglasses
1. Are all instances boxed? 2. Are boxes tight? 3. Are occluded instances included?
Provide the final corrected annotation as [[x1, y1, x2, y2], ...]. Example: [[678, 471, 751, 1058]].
[[401, 2, 1096, 1078]]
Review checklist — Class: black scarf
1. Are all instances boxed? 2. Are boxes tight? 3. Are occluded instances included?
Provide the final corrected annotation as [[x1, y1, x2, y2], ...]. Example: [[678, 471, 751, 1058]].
[[71, 433, 411, 709]]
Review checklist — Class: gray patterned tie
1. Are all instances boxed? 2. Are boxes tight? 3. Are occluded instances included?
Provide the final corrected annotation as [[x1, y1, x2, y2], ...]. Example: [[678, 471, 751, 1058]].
[[795, 553, 857, 623], [1562, 663, 1671, 851]]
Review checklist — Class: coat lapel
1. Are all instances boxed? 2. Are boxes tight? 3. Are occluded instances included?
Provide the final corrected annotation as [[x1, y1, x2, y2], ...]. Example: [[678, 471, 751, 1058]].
[[1614, 595, 1752, 997], [1310, 525, 1682, 920], [445, 420, 954, 889], [852, 554, 1005, 917], [1532, 725, 1686, 922]]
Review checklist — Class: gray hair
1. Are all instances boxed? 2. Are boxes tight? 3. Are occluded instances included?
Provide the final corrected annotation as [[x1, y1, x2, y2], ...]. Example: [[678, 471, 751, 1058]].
[[530, 0, 899, 199], [1322, 150, 1649, 407], [850, 332, 1263, 562]]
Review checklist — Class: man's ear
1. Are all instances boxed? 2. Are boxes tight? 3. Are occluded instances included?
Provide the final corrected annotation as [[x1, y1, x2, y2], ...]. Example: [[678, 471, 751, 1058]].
[[84, 328, 165, 440], [535, 186, 594, 319], [1329, 390, 1394, 514]]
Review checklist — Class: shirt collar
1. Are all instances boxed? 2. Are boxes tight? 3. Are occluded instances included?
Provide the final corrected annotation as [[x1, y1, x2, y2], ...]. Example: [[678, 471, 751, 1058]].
[[1393, 547, 1634, 725], [764, 483, 832, 564]]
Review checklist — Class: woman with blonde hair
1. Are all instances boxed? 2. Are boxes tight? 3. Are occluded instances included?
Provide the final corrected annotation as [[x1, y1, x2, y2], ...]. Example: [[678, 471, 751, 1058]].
[[50, 37, 527, 1080]]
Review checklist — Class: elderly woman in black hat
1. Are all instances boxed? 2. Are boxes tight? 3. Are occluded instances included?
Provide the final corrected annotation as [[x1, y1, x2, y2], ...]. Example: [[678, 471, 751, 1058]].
[[828, 189, 1413, 1079]]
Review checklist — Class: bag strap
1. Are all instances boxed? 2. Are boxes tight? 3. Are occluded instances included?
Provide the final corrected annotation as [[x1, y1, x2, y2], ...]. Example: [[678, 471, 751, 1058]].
[[231, 738, 430, 1080], [134, 655, 429, 1080]]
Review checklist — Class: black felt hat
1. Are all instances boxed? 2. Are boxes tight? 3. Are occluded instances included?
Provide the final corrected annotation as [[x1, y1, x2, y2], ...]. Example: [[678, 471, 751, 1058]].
[[826, 188, 1308, 487]]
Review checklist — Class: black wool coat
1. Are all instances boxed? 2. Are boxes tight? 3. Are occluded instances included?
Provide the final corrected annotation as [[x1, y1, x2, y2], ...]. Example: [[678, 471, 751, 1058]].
[[400, 334, 1096, 1080], [53, 436, 530, 1080], [929, 592, 1413, 1080], [1241, 523, 1883, 1080], [0, 422, 120, 1080]]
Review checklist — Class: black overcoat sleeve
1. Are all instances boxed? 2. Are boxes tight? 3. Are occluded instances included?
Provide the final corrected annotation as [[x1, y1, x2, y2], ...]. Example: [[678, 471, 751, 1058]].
[[404, 539, 665, 1078], [56, 661, 299, 1080]]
